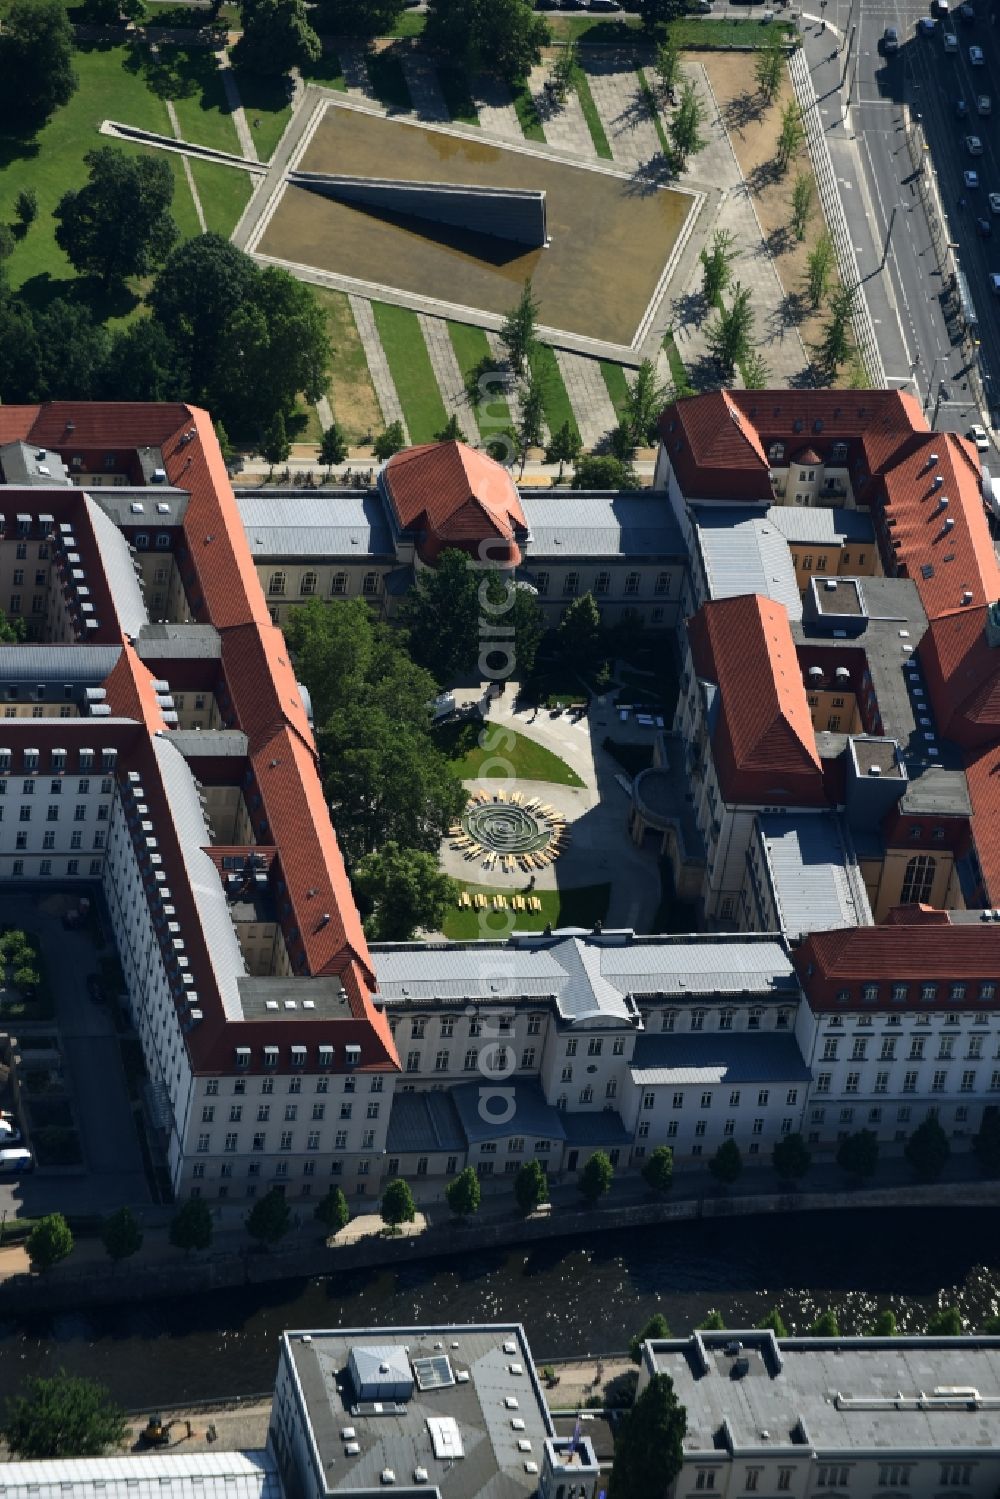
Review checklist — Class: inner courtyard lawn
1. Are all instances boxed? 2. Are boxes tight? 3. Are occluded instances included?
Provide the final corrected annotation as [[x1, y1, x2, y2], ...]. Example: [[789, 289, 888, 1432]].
[[441, 881, 610, 939], [372, 302, 448, 444], [439, 721, 586, 788]]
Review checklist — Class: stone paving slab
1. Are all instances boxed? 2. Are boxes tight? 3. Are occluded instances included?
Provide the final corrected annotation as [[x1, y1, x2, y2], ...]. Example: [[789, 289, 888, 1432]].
[[584, 52, 661, 169], [401, 54, 450, 122], [338, 39, 377, 101], [349, 295, 409, 437], [472, 74, 524, 140], [418, 315, 481, 439], [555, 350, 617, 450], [216, 49, 259, 162], [533, 68, 597, 158]]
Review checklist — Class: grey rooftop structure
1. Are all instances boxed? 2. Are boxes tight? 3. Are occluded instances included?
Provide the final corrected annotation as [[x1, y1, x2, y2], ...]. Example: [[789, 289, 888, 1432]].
[[0, 644, 121, 691], [629, 1033, 811, 1087], [646, 1333, 1000, 1458], [136, 623, 222, 660], [0, 1452, 280, 1499], [90, 488, 189, 528], [764, 504, 874, 546], [519, 493, 685, 558], [0, 441, 70, 488], [754, 813, 873, 941], [691, 506, 802, 621], [276, 1325, 556, 1499], [236, 494, 395, 560]]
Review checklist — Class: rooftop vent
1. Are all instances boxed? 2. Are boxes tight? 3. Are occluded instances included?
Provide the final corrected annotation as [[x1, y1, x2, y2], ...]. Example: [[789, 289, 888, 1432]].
[[823, 578, 838, 591], [869, 765, 882, 777], [413, 1471, 428, 1485], [345, 1443, 360, 1457], [943, 518, 956, 532], [963, 591, 974, 605], [929, 452, 940, 466]]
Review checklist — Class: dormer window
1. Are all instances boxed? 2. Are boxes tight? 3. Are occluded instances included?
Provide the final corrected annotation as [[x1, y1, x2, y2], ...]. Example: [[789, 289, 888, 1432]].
[[768, 443, 785, 464]]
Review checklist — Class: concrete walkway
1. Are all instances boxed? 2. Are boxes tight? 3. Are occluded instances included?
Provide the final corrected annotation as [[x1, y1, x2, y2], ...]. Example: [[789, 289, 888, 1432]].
[[400, 53, 450, 122], [418, 314, 481, 439], [349, 295, 409, 437], [472, 74, 524, 140], [216, 49, 259, 162], [315, 394, 334, 432], [555, 351, 617, 449], [338, 39, 377, 102], [164, 95, 207, 231], [536, 75, 598, 158], [585, 52, 661, 169], [484, 331, 523, 432]]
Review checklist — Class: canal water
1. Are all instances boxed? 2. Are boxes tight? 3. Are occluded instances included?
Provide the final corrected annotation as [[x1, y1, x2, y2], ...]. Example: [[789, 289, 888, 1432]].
[[3, 1208, 1000, 1408]]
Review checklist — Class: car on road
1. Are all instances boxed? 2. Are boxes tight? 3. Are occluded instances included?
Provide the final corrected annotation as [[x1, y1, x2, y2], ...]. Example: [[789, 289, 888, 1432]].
[[967, 134, 984, 153], [960, 1, 976, 18], [883, 23, 900, 49], [945, 29, 959, 48], [970, 43, 985, 61], [990, 192, 1000, 213], [991, 272, 1000, 294], [965, 168, 981, 187], [968, 424, 990, 451], [918, 14, 937, 30], [978, 215, 993, 235], [932, 0, 950, 14], [957, 97, 969, 116], [978, 94, 992, 114], [0, 1120, 22, 1146], [0, 1149, 32, 1176]]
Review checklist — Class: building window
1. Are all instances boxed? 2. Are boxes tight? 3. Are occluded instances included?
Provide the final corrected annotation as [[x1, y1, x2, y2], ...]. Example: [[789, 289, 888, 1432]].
[[719, 1010, 734, 1031], [752, 1118, 764, 1135], [434, 1050, 449, 1072], [579, 1087, 593, 1104], [625, 572, 640, 596], [655, 572, 671, 596], [300, 571, 318, 596], [563, 572, 579, 598], [224, 1133, 238, 1153], [362, 573, 379, 596], [691, 1010, 705, 1032], [643, 1092, 655, 1109], [534, 572, 549, 596], [903, 1071, 918, 1094], [778, 1472, 792, 1492], [817, 1470, 849, 1489], [729, 1090, 740, 1106], [405, 1052, 420, 1073], [521, 1048, 536, 1069], [694, 1472, 717, 1491], [331, 572, 347, 595], [932, 1069, 947, 1093], [594, 572, 610, 596], [268, 571, 286, 597], [939, 1467, 973, 1488], [875, 1071, 889, 1094], [816, 1074, 831, 1094], [901, 854, 936, 905]]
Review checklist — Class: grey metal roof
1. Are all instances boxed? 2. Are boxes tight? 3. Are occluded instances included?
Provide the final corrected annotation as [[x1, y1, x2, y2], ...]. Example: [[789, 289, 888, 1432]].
[[236, 493, 395, 558], [90, 489, 189, 528], [520, 492, 685, 558], [0, 644, 121, 684], [85, 494, 148, 638], [652, 1333, 1000, 1456], [0, 441, 70, 487], [170, 729, 249, 758], [598, 939, 798, 997], [629, 1033, 811, 1086], [0, 1452, 280, 1499], [560, 1108, 631, 1146], [238, 975, 349, 1021], [764, 504, 874, 545], [284, 1325, 553, 1499], [755, 812, 872, 941], [450, 1081, 566, 1144], [693, 507, 803, 620], [386, 1090, 466, 1154], [136, 623, 221, 659]]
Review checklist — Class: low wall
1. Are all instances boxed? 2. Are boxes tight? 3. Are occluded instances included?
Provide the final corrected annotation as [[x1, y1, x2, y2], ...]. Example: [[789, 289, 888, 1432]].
[[5, 1178, 1000, 1316]]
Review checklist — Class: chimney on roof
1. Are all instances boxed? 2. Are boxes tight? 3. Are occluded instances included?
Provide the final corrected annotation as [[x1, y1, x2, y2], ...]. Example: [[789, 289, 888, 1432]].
[[932, 475, 944, 490], [963, 590, 974, 605], [937, 496, 949, 511], [943, 517, 956, 532], [928, 452, 939, 467]]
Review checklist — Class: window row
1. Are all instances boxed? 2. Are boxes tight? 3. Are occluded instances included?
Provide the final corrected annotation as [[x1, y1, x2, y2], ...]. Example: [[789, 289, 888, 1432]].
[[642, 1088, 798, 1110], [196, 1128, 379, 1153], [8, 858, 102, 877], [531, 571, 673, 599], [815, 1069, 982, 1095], [204, 1074, 384, 1096]]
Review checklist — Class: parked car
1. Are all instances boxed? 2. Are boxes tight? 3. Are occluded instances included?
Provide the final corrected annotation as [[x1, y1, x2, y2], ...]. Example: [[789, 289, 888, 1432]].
[[977, 94, 992, 114], [0, 1149, 33, 1176], [968, 424, 990, 450], [970, 43, 985, 61], [0, 1120, 23, 1146], [966, 133, 984, 153], [944, 29, 959, 47], [964, 168, 981, 187], [957, 97, 968, 117], [989, 191, 1000, 213], [883, 23, 900, 49], [977, 215, 993, 235], [918, 13, 936, 30]]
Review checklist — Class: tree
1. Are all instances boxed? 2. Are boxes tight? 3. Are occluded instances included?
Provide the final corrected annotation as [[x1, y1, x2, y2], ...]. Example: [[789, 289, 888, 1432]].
[[926, 1305, 962, 1335], [742, 350, 769, 390], [312, 0, 404, 34], [54, 148, 177, 288], [403, 547, 481, 682], [776, 99, 804, 172], [284, 593, 437, 728], [515, 376, 545, 474], [545, 419, 582, 480], [668, 79, 706, 169], [374, 421, 406, 461], [699, 1309, 726, 1330], [149, 234, 259, 400], [621, 358, 668, 448], [261, 411, 291, 475], [637, 0, 685, 31], [578, 1150, 614, 1205], [0, 608, 27, 644], [817, 282, 857, 377], [514, 1159, 549, 1215], [556, 593, 602, 667], [755, 34, 784, 102], [791, 172, 814, 242], [3, 1373, 126, 1458], [499, 279, 539, 379], [169, 1196, 213, 1252], [14, 189, 38, 229], [571, 453, 634, 490], [354, 842, 457, 940], [0, 0, 77, 127], [232, 0, 320, 75], [445, 1165, 482, 1218], [610, 1372, 687, 1499], [215, 420, 236, 472], [706, 284, 754, 380], [805, 231, 835, 309], [809, 1309, 840, 1337], [709, 1139, 743, 1187], [836, 1128, 878, 1181], [772, 1132, 811, 1185], [434, 412, 468, 444], [654, 36, 680, 95], [101, 1207, 142, 1263], [381, 1177, 416, 1229], [315, 1185, 351, 1237], [871, 1309, 897, 1336], [485, 571, 545, 678], [700, 228, 737, 306], [550, 43, 578, 104], [904, 1115, 950, 1182], [246, 1186, 292, 1246], [756, 1308, 788, 1337], [102, 317, 180, 403], [642, 1145, 674, 1196], [424, 0, 549, 84], [974, 1110, 1000, 1176], [320, 421, 349, 470], [211, 265, 331, 433], [629, 1312, 671, 1364], [26, 1214, 73, 1272], [0, 227, 14, 263]]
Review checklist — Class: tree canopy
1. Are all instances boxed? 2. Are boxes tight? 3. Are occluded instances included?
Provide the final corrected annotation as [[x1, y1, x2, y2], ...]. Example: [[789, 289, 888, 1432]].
[[772, 1132, 811, 1184], [708, 1139, 742, 1187], [642, 1144, 674, 1195], [904, 1115, 950, 1182], [425, 0, 549, 83], [836, 1128, 878, 1181], [556, 593, 601, 666], [402, 548, 482, 684], [610, 1372, 686, 1499], [3, 1373, 127, 1459], [629, 1312, 670, 1365], [315, 1185, 351, 1237], [246, 1186, 292, 1245], [974, 1109, 1000, 1176], [55, 148, 178, 288], [445, 1165, 482, 1218], [381, 1177, 416, 1228], [571, 453, 634, 490], [353, 841, 457, 940], [313, 0, 405, 34], [27, 1214, 74, 1272], [0, 0, 77, 126], [232, 0, 320, 76], [169, 1196, 213, 1252], [514, 1158, 549, 1215], [101, 1207, 143, 1263], [578, 1149, 614, 1205], [808, 1309, 840, 1337]]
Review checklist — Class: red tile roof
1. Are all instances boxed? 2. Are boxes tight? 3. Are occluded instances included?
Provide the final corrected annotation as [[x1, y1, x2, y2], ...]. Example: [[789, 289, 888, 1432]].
[[102, 644, 170, 733], [687, 594, 825, 806], [795, 916, 1000, 1010], [962, 741, 1000, 902], [382, 441, 526, 564]]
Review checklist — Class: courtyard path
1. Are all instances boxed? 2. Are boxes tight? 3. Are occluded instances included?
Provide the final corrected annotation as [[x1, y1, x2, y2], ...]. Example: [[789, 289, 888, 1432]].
[[349, 295, 409, 437], [338, 40, 377, 101], [584, 53, 661, 169], [400, 54, 450, 121], [484, 331, 524, 433], [536, 76, 598, 158], [472, 75, 524, 140], [418, 315, 481, 439], [215, 48, 259, 161], [555, 351, 617, 450]]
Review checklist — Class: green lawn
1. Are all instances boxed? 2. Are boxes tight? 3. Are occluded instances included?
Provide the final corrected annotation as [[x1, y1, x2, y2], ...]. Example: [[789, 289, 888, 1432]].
[[314, 287, 383, 442], [528, 342, 580, 444], [232, 68, 293, 161], [510, 80, 545, 141], [574, 71, 612, 159], [302, 46, 347, 91], [667, 16, 796, 44], [438, 720, 586, 787], [365, 48, 413, 111], [549, 15, 641, 42], [438, 67, 480, 125], [160, 45, 241, 153], [163, 150, 203, 241], [387, 8, 426, 36], [442, 882, 610, 940], [448, 321, 511, 437], [636, 68, 669, 155], [188, 158, 253, 238], [372, 301, 448, 443], [600, 361, 631, 418], [663, 330, 694, 397]]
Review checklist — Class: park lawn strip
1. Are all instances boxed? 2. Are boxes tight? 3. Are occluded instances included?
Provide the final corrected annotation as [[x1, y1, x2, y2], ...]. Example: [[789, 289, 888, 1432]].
[[0, 43, 174, 296], [231, 68, 293, 161], [440, 721, 586, 786], [302, 46, 347, 91], [574, 69, 612, 159], [636, 68, 669, 155], [448, 321, 510, 433], [161, 45, 242, 153], [365, 48, 413, 111], [668, 16, 795, 45], [313, 288, 383, 443], [510, 80, 545, 141], [549, 15, 641, 43], [388, 9, 426, 36], [438, 67, 480, 125], [441, 882, 610, 940], [600, 360, 631, 419], [663, 329, 694, 396], [372, 301, 448, 443], [188, 159, 253, 239], [528, 342, 580, 444]]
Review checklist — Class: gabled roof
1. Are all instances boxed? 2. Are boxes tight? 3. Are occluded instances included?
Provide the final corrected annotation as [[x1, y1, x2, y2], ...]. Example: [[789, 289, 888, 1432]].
[[919, 606, 1000, 746], [795, 914, 1000, 1010], [382, 440, 526, 564], [658, 391, 771, 501], [688, 595, 825, 806]]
